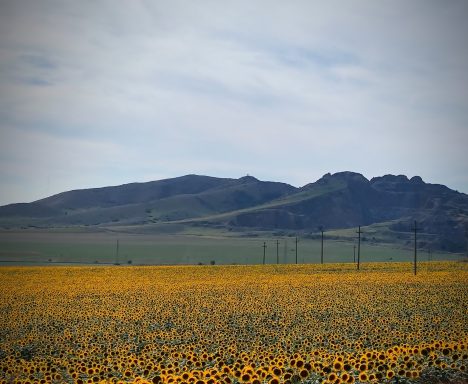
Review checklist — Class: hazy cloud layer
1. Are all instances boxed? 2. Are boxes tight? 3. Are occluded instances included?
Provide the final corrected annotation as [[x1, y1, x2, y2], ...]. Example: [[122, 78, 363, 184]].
[[1, 1, 467, 205]]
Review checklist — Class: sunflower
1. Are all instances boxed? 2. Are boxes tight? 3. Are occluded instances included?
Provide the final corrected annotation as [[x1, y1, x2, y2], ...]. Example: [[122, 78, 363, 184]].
[[333, 361, 343, 371], [298, 368, 309, 379], [271, 367, 282, 377], [358, 372, 368, 382]]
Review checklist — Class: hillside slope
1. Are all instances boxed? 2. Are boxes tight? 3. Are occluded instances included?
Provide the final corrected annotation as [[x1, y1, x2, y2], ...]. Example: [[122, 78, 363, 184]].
[[0, 172, 467, 252], [0, 174, 296, 226], [172, 172, 467, 252]]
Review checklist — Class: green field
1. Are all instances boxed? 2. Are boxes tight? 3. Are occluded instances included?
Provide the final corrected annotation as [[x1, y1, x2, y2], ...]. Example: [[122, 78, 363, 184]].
[[0, 229, 463, 266]]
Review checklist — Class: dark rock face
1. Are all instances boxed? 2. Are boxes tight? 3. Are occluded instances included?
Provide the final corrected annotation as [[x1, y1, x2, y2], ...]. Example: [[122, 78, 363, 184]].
[[227, 173, 468, 252]]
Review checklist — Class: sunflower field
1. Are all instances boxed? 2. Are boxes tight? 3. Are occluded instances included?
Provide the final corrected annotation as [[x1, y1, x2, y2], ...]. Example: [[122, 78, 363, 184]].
[[0, 262, 467, 384]]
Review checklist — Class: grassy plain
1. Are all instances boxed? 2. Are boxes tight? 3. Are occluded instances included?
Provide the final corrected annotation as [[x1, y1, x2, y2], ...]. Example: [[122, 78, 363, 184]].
[[0, 230, 462, 266], [0, 262, 467, 384]]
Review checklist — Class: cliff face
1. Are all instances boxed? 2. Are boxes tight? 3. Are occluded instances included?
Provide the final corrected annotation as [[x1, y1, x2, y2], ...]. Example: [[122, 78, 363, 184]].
[[227, 172, 468, 252]]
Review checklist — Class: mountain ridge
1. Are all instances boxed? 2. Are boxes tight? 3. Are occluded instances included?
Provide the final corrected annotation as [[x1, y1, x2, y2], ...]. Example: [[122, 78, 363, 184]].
[[1, 172, 467, 252]]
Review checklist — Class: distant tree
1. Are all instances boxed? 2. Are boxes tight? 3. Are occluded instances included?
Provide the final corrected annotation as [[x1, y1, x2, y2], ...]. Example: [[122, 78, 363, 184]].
[[210, 260, 216, 265], [127, 260, 132, 265]]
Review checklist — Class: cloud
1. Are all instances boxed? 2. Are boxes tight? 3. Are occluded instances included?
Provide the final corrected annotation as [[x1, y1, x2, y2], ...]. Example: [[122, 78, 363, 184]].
[[0, 0, 467, 205]]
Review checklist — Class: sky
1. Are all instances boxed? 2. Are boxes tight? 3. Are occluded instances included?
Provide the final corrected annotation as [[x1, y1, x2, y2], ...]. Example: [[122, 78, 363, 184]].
[[0, 1, 467, 206]]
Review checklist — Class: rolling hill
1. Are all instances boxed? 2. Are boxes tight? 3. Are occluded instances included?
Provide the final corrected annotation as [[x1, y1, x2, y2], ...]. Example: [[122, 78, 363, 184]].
[[0, 174, 295, 227], [1, 172, 467, 252]]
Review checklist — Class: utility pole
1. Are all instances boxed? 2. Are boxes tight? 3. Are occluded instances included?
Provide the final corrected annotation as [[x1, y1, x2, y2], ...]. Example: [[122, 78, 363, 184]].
[[356, 226, 363, 270], [262, 242, 267, 265], [465, 226, 468, 260], [321, 228, 324, 264], [115, 239, 120, 265], [295, 236, 298, 264], [276, 239, 279, 264], [411, 221, 421, 275], [284, 239, 287, 264]]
